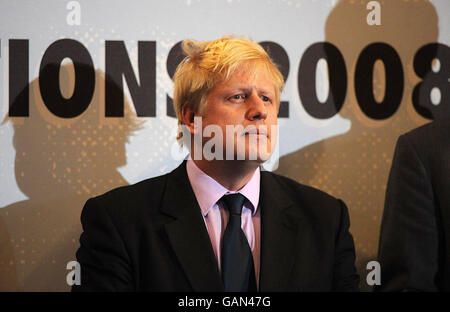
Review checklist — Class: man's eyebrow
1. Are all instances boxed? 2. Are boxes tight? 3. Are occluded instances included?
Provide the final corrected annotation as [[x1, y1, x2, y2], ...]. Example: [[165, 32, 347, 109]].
[[224, 86, 274, 95], [258, 87, 275, 94], [222, 86, 251, 94]]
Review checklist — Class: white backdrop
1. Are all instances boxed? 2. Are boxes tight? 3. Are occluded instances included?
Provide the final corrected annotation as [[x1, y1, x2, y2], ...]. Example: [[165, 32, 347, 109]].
[[0, 0, 448, 291]]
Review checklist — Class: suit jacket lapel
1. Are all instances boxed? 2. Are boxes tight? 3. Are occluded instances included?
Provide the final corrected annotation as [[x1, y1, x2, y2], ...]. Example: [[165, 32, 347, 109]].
[[160, 160, 223, 291], [259, 172, 303, 291]]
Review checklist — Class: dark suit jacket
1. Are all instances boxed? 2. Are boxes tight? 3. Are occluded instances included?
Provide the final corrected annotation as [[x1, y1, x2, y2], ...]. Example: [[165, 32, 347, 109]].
[[72, 160, 359, 291], [377, 117, 450, 291]]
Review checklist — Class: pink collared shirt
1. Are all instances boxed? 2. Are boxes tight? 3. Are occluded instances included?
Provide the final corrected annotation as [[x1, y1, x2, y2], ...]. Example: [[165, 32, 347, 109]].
[[186, 157, 261, 289]]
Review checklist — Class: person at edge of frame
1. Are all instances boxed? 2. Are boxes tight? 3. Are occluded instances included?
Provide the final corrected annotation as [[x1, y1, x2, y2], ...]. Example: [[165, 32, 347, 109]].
[[376, 116, 450, 292]]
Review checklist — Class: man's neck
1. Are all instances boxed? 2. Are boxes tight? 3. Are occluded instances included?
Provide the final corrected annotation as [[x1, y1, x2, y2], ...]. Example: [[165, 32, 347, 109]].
[[191, 158, 259, 191]]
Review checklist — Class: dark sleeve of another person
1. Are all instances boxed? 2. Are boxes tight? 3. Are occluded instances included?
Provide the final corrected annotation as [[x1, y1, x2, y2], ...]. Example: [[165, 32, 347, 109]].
[[376, 134, 439, 291]]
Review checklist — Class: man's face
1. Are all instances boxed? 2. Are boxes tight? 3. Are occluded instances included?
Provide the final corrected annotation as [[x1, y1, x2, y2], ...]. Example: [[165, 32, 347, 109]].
[[197, 64, 278, 163]]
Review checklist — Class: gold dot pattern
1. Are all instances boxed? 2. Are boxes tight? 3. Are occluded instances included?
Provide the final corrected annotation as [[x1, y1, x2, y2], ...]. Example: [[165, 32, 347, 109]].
[[0, 60, 141, 291]]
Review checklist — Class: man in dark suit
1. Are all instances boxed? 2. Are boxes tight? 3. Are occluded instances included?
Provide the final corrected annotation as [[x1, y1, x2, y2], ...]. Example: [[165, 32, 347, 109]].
[[73, 36, 359, 291], [377, 117, 450, 291]]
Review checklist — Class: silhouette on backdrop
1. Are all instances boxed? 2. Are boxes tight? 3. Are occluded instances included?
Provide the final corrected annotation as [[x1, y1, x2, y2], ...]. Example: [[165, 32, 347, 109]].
[[276, 0, 439, 290], [0, 63, 141, 291]]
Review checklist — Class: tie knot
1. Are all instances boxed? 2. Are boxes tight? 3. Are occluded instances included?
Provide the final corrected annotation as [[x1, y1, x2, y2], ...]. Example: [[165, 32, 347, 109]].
[[221, 193, 246, 216]]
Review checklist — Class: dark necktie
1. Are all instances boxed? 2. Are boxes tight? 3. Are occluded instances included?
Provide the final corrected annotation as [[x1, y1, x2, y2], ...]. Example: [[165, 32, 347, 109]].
[[220, 193, 257, 292]]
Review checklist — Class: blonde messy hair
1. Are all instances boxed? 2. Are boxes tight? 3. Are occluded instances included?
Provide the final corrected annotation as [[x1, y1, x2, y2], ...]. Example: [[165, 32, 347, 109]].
[[173, 35, 285, 144]]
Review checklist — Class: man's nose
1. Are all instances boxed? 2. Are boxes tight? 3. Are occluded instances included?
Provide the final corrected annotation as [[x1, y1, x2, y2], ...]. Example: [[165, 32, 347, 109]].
[[245, 93, 268, 121]]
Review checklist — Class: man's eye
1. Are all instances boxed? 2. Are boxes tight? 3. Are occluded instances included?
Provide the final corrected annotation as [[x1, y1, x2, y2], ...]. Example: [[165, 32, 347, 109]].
[[261, 95, 270, 102], [230, 94, 246, 101]]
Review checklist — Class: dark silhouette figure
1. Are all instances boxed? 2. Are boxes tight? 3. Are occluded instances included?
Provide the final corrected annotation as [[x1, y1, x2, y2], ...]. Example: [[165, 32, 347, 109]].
[[0, 64, 141, 291]]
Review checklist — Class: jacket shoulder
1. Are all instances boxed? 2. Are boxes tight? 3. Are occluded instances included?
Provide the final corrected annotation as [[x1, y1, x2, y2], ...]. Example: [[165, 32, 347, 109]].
[[85, 171, 170, 219], [401, 118, 450, 146], [397, 118, 450, 166], [262, 170, 343, 209], [261, 171, 350, 244], [95, 173, 167, 201]]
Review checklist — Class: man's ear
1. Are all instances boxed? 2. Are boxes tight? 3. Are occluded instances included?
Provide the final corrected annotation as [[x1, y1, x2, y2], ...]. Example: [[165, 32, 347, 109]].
[[181, 104, 196, 134]]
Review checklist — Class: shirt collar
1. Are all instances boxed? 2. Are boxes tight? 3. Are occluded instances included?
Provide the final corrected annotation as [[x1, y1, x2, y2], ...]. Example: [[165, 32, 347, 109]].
[[186, 157, 260, 217]]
